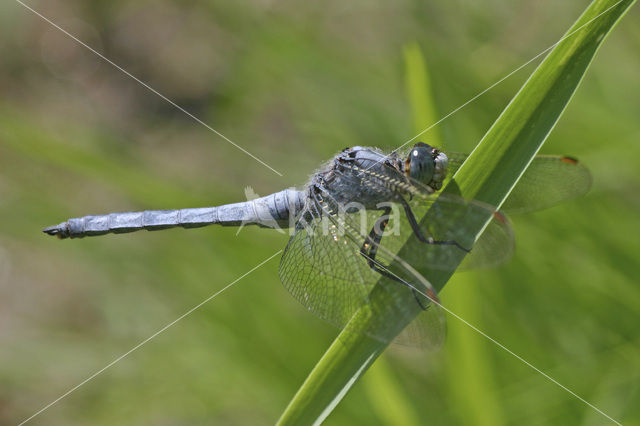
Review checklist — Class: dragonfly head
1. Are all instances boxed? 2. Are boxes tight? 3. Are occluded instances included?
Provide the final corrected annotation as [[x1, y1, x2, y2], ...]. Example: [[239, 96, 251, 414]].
[[405, 143, 448, 191]]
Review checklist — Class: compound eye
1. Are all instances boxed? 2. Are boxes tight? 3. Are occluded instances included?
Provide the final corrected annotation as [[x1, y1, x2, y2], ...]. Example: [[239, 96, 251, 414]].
[[408, 147, 435, 184]]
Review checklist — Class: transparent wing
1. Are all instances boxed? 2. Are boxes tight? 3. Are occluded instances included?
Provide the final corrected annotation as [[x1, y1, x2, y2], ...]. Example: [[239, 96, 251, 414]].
[[447, 153, 592, 214], [371, 191, 513, 272], [459, 211, 514, 270], [393, 297, 446, 348], [279, 213, 374, 328], [279, 192, 446, 349], [333, 160, 514, 272]]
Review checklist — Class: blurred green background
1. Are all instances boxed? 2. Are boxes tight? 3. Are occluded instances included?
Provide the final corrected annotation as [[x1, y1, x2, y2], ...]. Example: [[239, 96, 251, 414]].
[[1, 1, 638, 424]]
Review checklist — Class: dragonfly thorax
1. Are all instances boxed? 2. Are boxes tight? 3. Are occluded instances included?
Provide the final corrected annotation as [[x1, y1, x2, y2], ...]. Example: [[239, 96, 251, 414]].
[[309, 147, 407, 211]]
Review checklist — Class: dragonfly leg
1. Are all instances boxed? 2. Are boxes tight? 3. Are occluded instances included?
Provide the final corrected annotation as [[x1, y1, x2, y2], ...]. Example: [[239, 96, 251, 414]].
[[359, 206, 390, 272], [360, 207, 429, 311], [398, 197, 471, 252]]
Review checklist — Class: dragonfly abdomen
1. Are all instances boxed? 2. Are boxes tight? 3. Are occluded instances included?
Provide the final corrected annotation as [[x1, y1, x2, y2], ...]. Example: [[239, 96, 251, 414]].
[[43, 189, 305, 239]]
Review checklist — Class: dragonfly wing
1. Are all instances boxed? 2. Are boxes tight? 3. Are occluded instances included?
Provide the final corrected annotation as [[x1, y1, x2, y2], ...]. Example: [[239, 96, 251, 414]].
[[393, 299, 446, 349], [443, 151, 468, 177], [446, 152, 591, 214], [335, 160, 514, 272], [501, 155, 592, 214], [459, 211, 514, 270], [279, 191, 446, 348], [279, 215, 374, 329], [388, 194, 514, 272]]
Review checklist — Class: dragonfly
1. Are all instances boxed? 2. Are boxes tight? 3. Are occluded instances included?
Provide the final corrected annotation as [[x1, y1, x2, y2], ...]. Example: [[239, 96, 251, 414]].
[[43, 143, 591, 349]]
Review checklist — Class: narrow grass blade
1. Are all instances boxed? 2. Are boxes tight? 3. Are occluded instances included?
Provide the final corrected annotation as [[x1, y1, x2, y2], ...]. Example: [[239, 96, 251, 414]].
[[403, 42, 443, 147]]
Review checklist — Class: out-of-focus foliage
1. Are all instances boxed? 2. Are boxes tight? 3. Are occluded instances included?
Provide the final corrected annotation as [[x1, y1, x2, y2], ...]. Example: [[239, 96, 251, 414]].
[[0, 1, 638, 425]]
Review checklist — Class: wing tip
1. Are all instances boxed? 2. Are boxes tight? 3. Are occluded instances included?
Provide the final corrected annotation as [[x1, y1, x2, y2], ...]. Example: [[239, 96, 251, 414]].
[[561, 156, 579, 165], [493, 211, 508, 224]]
